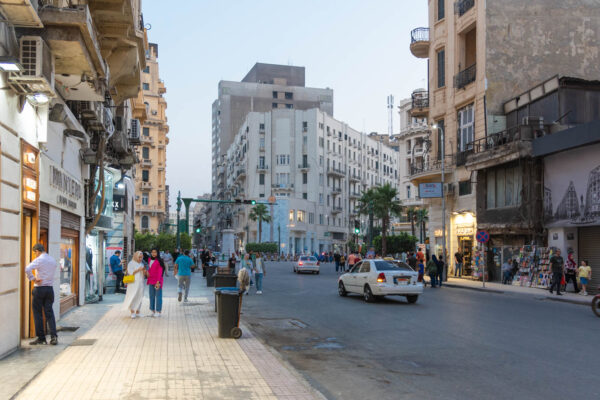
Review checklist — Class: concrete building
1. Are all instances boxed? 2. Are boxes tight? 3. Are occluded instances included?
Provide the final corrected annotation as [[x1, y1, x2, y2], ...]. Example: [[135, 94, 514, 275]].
[[223, 108, 401, 255], [0, 0, 145, 357], [134, 42, 169, 234], [209, 63, 333, 248], [408, 0, 600, 278]]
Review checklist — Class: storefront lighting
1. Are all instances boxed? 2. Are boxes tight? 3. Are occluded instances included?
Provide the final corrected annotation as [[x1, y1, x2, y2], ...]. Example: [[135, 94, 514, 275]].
[[0, 56, 24, 72], [24, 177, 37, 190], [25, 190, 36, 202], [24, 152, 36, 165]]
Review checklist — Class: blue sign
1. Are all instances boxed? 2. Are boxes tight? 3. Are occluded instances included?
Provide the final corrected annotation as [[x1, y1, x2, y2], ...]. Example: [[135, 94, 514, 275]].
[[476, 230, 490, 243], [418, 183, 442, 198]]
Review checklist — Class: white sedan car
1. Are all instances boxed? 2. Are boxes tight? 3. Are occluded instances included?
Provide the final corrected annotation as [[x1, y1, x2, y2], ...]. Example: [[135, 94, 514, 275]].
[[337, 259, 423, 303], [294, 256, 320, 274]]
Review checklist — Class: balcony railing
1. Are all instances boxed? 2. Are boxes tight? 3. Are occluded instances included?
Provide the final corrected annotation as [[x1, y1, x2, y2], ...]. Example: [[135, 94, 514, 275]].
[[256, 164, 269, 171], [454, 64, 476, 89], [411, 90, 429, 110], [327, 166, 345, 177], [331, 206, 343, 213], [410, 27, 429, 43], [455, 0, 475, 17], [469, 124, 552, 154], [332, 187, 342, 194], [410, 154, 454, 176], [298, 163, 310, 170]]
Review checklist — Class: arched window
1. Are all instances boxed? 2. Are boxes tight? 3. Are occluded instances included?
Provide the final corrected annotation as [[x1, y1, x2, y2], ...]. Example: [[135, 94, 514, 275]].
[[141, 216, 149, 229]]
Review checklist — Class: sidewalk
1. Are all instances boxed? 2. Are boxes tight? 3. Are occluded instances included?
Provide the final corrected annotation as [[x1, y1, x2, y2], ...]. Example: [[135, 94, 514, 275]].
[[444, 277, 591, 305], [7, 273, 323, 400]]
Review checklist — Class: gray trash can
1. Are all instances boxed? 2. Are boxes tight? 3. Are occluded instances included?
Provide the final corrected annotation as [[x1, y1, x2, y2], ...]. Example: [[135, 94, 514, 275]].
[[214, 287, 238, 312], [205, 265, 217, 287], [214, 273, 237, 288], [216, 290, 242, 339]]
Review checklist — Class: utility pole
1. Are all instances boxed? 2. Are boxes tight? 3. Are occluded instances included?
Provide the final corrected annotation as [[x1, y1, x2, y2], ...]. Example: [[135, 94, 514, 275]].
[[368, 200, 374, 248], [176, 191, 181, 250], [434, 123, 447, 283]]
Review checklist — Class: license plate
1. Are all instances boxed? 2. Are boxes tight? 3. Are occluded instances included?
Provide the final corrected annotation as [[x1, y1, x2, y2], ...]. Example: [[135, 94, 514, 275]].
[[394, 276, 409, 285]]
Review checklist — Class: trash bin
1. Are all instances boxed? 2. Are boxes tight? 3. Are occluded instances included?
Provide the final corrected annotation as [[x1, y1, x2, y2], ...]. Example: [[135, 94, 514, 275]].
[[214, 273, 237, 288], [214, 287, 238, 312], [205, 265, 217, 287], [215, 290, 242, 339]]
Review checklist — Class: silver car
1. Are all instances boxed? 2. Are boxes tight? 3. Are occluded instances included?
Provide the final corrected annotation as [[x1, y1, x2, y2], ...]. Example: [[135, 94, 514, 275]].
[[294, 256, 320, 274]]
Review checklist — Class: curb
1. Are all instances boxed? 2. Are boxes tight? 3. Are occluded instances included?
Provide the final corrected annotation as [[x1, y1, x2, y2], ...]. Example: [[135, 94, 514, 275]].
[[544, 296, 591, 306], [443, 283, 504, 294]]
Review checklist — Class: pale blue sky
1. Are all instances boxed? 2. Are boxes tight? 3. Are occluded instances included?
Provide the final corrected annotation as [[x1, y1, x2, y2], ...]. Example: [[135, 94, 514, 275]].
[[142, 0, 428, 206]]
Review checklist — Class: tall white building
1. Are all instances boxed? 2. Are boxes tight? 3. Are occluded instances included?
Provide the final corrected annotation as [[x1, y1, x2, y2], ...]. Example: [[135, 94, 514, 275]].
[[223, 108, 401, 255]]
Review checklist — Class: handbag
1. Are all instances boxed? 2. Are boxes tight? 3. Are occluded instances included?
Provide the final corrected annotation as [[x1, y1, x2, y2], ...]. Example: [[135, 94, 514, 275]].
[[123, 274, 135, 284]]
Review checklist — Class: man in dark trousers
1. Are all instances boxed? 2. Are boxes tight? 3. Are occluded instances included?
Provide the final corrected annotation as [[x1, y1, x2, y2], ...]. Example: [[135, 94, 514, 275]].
[[549, 249, 564, 295], [110, 250, 124, 293], [454, 251, 463, 277], [407, 252, 417, 270], [25, 244, 58, 345]]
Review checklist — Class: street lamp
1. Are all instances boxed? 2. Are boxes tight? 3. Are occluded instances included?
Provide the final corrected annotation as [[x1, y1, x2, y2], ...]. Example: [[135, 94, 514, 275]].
[[432, 123, 446, 282]]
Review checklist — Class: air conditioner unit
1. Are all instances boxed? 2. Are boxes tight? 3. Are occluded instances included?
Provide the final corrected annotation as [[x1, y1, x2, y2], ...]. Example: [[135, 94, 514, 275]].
[[8, 36, 55, 96], [129, 119, 141, 145]]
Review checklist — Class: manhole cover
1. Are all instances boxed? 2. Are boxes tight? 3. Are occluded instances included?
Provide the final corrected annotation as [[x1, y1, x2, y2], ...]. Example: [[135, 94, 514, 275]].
[[70, 339, 96, 346], [58, 326, 79, 332]]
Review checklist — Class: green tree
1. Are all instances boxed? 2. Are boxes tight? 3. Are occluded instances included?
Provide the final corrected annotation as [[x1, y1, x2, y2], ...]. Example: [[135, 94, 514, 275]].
[[248, 203, 271, 243], [180, 233, 192, 250], [416, 208, 429, 243], [246, 242, 278, 253], [373, 233, 418, 254], [406, 207, 417, 237], [358, 183, 404, 256], [134, 231, 155, 252]]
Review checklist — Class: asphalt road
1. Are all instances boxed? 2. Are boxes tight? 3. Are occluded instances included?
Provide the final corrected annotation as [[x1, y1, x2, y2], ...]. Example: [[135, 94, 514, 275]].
[[240, 261, 599, 400]]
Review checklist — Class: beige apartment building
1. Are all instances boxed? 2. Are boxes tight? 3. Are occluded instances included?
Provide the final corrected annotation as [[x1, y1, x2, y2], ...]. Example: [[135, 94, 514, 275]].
[[134, 42, 169, 233], [408, 0, 600, 276]]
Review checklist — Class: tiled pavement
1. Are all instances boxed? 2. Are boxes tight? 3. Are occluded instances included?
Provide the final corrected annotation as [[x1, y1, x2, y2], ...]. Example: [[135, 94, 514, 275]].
[[12, 274, 323, 400]]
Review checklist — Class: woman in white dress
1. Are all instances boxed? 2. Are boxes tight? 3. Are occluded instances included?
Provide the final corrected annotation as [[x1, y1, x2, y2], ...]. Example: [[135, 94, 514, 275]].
[[123, 251, 146, 318]]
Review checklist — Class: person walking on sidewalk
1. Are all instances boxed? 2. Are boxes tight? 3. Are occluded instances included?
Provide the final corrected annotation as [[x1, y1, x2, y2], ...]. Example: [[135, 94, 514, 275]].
[[175, 250, 195, 303], [110, 250, 125, 294], [564, 252, 579, 293], [147, 248, 166, 316], [577, 260, 592, 296], [427, 255, 439, 288], [334, 252, 341, 273], [549, 249, 564, 296], [253, 253, 267, 294], [454, 251, 463, 277], [436, 255, 445, 287], [123, 251, 146, 318], [340, 254, 346, 273], [25, 244, 58, 345]]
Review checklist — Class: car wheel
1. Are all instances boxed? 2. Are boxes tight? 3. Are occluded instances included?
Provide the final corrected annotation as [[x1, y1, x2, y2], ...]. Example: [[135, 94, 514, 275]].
[[338, 281, 347, 297], [316, 271, 320, 275], [406, 295, 419, 304], [364, 285, 375, 303]]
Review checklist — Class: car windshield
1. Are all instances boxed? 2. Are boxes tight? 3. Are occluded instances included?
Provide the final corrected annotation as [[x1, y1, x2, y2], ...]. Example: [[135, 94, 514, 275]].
[[301, 256, 316, 261], [374, 261, 413, 271]]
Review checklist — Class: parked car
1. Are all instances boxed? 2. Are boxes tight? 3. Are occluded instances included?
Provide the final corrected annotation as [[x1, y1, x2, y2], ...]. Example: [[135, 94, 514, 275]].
[[294, 256, 320, 274], [337, 259, 423, 303]]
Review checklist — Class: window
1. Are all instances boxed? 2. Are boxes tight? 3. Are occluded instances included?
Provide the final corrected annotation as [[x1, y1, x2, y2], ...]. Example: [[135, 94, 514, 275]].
[[272, 103, 278, 108], [285, 104, 293, 109], [289, 210, 295, 222], [437, 49, 445, 88], [302, 121, 308, 130], [143, 66, 149, 73], [143, 82, 150, 90], [319, 214, 324, 224], [303, 192, 307, 199], [319, 156, 323, 166], [458, 104, 474, 151], [142, 170, 149, 182], [319, 173, 324, 185], [302, 173, 308, 184], [259, 193, 265, 198], [142, 193, 149, 205], [319, 193, 324, 205], [259, 123, 265, 130], [141, 216, 149, 229], [309, 212, 314, 224], [259, 156, 265, 168], [459, 180, 472, 196], [486, 166, 522, 209], [297, 210, 305, 222], [259, 174, 265, 185], [436, 119, 444, 160], [285, 92, 293, 100], [407, 185, 411, 199], [359, 262, 371, 273], [277, 154, 290, 165], [143, 127, 150, 136], [319, 137, 324, 147], [142, 147, 149, 159], [272, 91, 278, 99], [437, 0, 445, 20]]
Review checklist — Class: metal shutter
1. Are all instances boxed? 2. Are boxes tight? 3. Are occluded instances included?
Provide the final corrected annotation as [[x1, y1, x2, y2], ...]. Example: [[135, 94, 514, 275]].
[[39, 202, 49, 229], [578, 226, 600, 294], [61, 210, 81, 231]]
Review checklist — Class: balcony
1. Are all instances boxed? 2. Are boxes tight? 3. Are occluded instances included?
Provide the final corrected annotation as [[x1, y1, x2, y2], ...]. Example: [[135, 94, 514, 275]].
[[256, 164, 269, 172], [409, 27, 430, 59], [298, 163, 310, 171], [272, 183, 293, 191], [140, 135, 153, 144], [409, 155, 454, 185], [0, 0, 42, 27], [237, 167, 246, 180], [327, 166, 345, 178], [410, 90, 429, 118], [331, 206, 343, 214], [140, 181, 152, 191], [331, 187, 342, 195], [259, 145, 265, 152], [141, 159, 152, 168], [454, 64, 476, 89], [349, 173, 361, 182], [455, 0, 475, 17], [349, 191, 361, 199]]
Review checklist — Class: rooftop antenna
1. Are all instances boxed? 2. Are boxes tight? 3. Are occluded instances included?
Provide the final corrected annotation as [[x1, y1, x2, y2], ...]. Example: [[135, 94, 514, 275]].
[[387, 95, 394, 136]]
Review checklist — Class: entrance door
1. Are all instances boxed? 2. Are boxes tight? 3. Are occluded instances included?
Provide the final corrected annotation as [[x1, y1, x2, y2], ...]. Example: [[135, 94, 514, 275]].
[[59, 229, 79, 315], [579, 226, 600, 294], [459, 237, 473, 275], [21, 211, 37, 338]]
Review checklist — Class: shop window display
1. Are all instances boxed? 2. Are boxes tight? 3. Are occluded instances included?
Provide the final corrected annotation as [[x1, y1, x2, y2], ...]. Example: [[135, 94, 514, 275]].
[[60, 238, 76, 297]]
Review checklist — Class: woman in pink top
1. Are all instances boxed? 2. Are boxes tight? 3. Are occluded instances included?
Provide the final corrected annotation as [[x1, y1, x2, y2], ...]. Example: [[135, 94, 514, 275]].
[[147, 248, 166, 317]]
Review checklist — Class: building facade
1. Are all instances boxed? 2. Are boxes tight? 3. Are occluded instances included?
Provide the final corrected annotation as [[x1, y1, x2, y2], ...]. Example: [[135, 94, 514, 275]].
[[134, 42, 169, 234], [223, 108, 401, 255]]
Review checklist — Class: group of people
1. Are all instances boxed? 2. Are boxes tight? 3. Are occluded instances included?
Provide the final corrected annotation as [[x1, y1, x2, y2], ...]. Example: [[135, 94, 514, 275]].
[[333, 252, 363, 273], [405, 249, 446, 288], [548, 249, 593, 296], [228, 251, 267, 294]]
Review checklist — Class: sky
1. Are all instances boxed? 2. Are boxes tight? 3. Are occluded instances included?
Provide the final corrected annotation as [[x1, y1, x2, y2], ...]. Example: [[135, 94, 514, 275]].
[[142, 0, 428, 207]]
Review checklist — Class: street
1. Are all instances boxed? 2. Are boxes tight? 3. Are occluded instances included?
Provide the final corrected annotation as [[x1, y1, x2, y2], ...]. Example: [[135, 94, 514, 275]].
[[241, 261, 600, 400]]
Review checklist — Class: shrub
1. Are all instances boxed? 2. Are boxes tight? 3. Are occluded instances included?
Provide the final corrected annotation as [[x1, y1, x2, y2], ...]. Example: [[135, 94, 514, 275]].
[[245, 242, 278, 253]]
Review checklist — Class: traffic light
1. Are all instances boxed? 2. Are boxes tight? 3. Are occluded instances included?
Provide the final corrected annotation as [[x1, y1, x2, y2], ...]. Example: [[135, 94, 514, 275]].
[[193, 219, 202, 234], [234, 199, 257, 205], [354, 220, 360, 234]]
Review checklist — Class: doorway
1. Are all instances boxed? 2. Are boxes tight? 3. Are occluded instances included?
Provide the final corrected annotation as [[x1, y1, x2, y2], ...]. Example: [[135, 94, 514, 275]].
[[20, 210, 38, 338], [458, 236, 473, 275]]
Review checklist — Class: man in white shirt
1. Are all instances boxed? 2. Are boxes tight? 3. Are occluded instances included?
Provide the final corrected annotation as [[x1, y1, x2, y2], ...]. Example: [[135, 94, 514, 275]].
[[25, 244, 58, 345]]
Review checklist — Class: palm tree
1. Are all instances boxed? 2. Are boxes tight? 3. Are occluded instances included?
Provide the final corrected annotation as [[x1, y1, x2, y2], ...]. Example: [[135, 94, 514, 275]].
[[415, 208, 429, 243], [248, 204, 271, 243], [406, 207, 417, 237], [358, 184, 403, 256]]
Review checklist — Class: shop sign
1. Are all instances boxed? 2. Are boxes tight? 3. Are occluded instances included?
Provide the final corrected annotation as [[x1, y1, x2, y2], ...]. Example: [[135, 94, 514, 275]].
[[456, 227, 474, 235], [434, 229, 443, 237], [39, 155, 84, 215], [418, 183, 442, 198]]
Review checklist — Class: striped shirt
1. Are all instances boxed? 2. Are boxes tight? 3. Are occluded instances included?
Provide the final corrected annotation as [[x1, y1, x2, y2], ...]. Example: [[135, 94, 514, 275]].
[[25, 253, 58, 287]]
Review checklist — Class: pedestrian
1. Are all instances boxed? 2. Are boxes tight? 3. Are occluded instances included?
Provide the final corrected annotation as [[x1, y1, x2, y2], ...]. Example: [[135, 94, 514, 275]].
[[549, 249, 564, 296], [228, 252, 237, 272], [502, 258, 513, 284], [564, 252, 579, 293], [175, 250, 194, 303], [417, 259, 425, 285], [110, 250, 124, 293], [334, 252, 341, 273], [347, 252, 356, 272], [201, 250, 210, 277], [416, 248, 425, 267], [454, 251, 463, 277], [436, 255, 445, 287], [123, 251, 146, 318], [254, 252, 266, 294], [427, 255, 438, 288], [147, 248, 166, 316], [407, 252, 417, 270], [577, 260, 592, 296], [340, 254, 346, 273], [25, 244, 58, 345]]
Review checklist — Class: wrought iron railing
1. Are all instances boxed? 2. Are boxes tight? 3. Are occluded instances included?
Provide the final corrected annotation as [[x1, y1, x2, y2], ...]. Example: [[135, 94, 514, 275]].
[[411, 90, 429, 109], [455, 0, 475, 17], [468, 124, 552, 154], [410, 27, 429, 43], [454, 64, 476, 89]]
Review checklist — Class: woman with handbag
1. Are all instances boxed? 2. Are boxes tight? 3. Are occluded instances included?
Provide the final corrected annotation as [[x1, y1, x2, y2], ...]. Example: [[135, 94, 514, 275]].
[[123, 251, 146, 319], [147, 248, 166, 317]]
